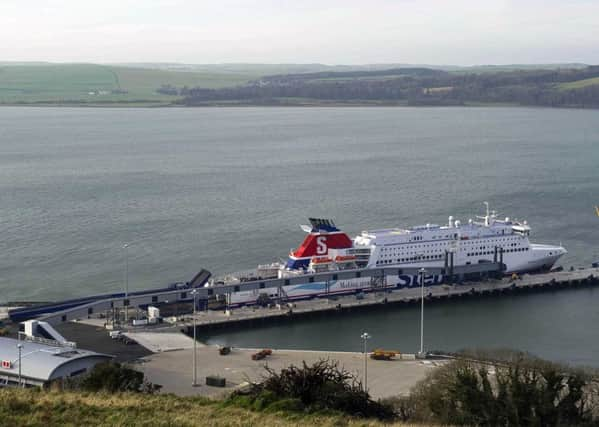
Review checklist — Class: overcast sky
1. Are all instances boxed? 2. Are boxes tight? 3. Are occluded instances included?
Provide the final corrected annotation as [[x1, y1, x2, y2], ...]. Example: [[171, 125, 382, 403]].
[[2, 0, 598, 65]]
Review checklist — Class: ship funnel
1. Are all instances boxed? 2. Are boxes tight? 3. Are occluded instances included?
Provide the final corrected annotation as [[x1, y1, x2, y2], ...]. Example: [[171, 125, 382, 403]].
[[448, 216, 454, 227]]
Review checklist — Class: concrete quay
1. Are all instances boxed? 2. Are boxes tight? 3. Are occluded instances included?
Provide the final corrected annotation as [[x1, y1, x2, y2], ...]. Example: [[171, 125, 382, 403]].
[[51, 322, 443, 399], [179, 267, 599, 333], [137, 345, 444, 399]]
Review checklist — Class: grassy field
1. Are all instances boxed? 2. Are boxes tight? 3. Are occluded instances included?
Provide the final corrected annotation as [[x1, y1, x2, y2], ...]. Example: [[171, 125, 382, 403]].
[[558, 76, 599, 90], [0, 389, 419, 427], [0, 63, 257, 105]]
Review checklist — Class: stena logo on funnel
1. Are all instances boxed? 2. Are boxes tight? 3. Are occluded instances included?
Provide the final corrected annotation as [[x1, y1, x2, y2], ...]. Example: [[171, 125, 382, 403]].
[[316, 236, 327, 254], [292, 232, 352, 258]]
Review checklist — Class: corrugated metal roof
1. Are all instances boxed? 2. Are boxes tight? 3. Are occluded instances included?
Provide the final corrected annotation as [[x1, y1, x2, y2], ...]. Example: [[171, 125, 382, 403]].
[[0, 337, 112, 381]]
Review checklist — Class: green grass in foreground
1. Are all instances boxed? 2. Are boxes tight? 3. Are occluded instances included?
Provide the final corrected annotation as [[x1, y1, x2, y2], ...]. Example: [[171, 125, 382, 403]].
[[558, 76, 599, 90], [0, 63, 257, 104], [0, 389, 419, 427]]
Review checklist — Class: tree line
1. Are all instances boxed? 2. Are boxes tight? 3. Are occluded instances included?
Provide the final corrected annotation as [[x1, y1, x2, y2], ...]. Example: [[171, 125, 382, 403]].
[[167, 66, 599, 108]]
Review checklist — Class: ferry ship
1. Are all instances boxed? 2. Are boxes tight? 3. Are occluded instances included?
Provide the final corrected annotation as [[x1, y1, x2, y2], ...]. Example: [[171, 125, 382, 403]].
[[215, 203, 566, 306]]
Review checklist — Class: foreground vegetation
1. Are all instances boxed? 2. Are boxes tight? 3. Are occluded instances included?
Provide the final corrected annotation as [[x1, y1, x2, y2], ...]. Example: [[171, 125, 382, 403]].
[[0, 361, 409, 426], [0, 389, 406, 427], [229, 359, 395, 421], [2, 352, 599, 426], [393, 350, 599, 426]]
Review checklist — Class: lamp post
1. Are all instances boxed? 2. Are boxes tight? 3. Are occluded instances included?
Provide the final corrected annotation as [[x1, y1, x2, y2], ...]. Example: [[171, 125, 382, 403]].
[[123, 243, 129, 324], [17, 343, 23, 387], [191, 290, 198, 387], [418, 267, 426, 358], [360, 332, 371, 391]]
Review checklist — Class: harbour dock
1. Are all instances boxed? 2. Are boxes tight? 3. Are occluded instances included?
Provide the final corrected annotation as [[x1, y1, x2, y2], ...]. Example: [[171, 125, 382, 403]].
[[7, 264, 599, 330], [4, 264, 598, 398], [180, 267, 599, 333]]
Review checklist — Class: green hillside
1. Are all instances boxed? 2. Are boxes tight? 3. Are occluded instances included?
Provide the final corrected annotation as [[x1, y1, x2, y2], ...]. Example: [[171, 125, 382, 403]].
[[0, 63, 256, 105], [558, 76, 599, 90]]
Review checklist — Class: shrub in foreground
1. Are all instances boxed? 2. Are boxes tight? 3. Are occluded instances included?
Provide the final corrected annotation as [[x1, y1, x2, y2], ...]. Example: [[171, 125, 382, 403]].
[[391, 352, 599, 426], [66, 362, 161, 393], [229, 359, 396, 421]]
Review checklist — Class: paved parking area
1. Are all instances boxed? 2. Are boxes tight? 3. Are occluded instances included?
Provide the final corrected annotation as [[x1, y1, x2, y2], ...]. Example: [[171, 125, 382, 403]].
[[56, 322, 152, 362], [138, 345, 446, 399]]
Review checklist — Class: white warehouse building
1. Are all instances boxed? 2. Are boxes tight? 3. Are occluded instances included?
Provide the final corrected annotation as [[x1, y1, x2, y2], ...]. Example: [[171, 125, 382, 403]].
[[0, 337, 112, 388]]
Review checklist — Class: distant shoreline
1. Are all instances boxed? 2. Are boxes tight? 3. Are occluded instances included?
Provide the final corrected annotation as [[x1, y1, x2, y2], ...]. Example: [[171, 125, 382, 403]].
[[1, 101, 595, 109], [3, 63, 599, 109]]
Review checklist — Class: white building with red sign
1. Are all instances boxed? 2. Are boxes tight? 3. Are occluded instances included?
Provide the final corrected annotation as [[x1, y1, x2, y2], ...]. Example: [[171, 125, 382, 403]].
[[0, 337, 112, 388]]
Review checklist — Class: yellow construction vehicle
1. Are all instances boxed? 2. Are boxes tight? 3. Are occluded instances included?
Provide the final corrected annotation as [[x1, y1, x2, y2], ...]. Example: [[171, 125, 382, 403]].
[[370, 349, 399, 360]]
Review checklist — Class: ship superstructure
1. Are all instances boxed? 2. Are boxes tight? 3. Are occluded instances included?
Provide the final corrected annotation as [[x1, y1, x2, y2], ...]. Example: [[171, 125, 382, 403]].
[[353, 204, 565, 274]]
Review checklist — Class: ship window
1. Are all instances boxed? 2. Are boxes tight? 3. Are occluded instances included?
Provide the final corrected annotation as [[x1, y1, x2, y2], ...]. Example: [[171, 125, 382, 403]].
[[259, 282, 265, 288]]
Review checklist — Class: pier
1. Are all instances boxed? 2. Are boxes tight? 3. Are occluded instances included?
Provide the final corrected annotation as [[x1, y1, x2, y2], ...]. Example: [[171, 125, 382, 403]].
[[9, 261, 504, 325], [7, 263, 598, 330], [181, 267, 599, 333]]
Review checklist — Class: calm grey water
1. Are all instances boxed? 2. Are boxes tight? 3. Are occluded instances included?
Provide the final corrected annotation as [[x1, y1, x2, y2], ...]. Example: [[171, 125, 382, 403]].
[[1, 106, 598, 365]]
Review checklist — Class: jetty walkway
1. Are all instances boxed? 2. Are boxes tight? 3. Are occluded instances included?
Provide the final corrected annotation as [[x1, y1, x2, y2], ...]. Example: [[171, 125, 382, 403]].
[[182, 267, 599, 332]]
